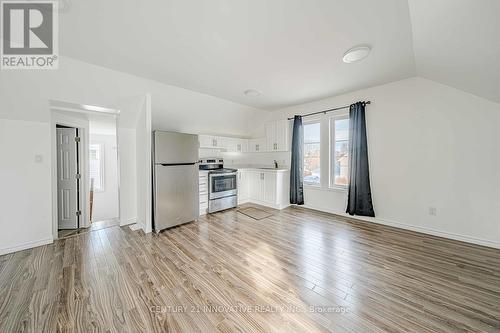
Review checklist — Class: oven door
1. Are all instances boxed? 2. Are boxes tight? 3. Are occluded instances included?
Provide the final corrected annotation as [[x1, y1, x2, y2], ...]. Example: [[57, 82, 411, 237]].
[[209, 172, 238, 199]]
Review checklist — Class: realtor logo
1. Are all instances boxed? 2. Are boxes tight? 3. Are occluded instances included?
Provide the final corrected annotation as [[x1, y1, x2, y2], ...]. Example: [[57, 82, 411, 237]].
[[1, 1, 58, 69]]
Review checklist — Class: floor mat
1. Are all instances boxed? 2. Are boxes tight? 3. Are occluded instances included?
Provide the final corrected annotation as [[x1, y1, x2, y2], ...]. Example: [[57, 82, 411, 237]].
[[237, 207, 273, 220]]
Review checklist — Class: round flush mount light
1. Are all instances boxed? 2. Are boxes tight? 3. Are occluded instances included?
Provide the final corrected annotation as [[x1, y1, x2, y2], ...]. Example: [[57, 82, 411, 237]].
[[244, 89, 262, 97], [343, 45, 371, 63]]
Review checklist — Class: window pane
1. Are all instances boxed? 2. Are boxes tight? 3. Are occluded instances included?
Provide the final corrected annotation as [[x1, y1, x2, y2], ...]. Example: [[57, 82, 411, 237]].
[[89, 144, 103, 191], [334, 118, 349, 186], [304, 123, 320, 185]]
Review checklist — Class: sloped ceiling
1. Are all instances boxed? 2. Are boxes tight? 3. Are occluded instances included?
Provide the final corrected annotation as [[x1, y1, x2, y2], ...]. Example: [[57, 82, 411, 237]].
[[58, 0, 499, 109], [408, 0, 500, 104]]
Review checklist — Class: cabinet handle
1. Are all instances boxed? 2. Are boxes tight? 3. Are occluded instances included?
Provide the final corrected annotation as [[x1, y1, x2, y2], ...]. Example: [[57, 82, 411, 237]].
[[214, 139, 217, 146], [256, 144, 259, 151]]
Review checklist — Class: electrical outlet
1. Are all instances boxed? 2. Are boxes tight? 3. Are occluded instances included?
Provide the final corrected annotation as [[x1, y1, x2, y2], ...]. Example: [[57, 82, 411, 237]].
[[34, 154, 43, 163], [428, 207, 437, 216]]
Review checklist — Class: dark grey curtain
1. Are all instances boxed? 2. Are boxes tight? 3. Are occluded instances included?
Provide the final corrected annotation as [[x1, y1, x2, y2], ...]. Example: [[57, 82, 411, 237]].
[[290, 115, 304, 205], [346, 102, 375, 217]]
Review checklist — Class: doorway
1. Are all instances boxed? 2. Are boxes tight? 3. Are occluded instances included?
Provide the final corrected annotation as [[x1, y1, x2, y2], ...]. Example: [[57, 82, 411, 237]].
[[51, 102, 121, 239], [88, 114, 120, 233]]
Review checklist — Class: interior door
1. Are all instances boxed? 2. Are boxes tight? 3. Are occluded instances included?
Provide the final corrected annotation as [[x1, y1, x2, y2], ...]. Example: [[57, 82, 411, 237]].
[[57, 128, 79, 229]]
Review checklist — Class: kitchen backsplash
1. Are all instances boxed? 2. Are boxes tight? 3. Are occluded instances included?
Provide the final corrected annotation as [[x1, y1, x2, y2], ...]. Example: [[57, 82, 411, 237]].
[[199, 148, 290, 169]]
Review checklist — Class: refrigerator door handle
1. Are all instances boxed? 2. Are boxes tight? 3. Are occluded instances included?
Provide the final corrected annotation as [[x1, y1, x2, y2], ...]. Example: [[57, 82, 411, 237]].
[[159, 162, 197, 166]]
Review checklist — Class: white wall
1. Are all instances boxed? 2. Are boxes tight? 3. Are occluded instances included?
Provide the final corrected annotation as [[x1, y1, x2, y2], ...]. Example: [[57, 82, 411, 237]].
[[90, 133, 119, 221], [0, 120, 52, 255], [134, 95, 153, 233], [263, 77, 500, 248], [117, 127, 137, 226]]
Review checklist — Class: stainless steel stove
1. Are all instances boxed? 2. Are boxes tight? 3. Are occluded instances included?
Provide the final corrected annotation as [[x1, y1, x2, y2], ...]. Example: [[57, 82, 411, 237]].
[[199, 158, 238, 213]]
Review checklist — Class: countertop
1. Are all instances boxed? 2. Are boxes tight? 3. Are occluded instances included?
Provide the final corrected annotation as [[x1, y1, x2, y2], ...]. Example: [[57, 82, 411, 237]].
[[226, 165, 290, 172]]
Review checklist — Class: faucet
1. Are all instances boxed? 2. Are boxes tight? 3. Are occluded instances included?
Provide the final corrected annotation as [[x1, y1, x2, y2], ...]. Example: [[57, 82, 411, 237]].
[[273, 160, 278, 169]]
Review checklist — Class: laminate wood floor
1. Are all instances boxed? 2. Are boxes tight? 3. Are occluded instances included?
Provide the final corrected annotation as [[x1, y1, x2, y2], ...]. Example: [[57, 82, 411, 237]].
[[1, 204, 499, 332]]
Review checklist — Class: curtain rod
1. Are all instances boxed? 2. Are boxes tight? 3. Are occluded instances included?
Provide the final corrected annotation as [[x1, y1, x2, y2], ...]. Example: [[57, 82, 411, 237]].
[[287, 101, 371, 120]]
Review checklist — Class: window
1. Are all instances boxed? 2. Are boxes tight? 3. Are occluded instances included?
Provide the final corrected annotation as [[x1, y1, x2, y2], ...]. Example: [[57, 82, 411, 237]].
[[303, 122, 321, 185], [331, 116, 350, 187], [89, 143, 104, 192]]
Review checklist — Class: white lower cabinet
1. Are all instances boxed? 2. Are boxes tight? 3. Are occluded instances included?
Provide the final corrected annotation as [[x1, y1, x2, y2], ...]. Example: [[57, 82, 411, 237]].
[[199, 171, 209, 215], [237, 169, 289, 209], [237, 170, 249, 204]]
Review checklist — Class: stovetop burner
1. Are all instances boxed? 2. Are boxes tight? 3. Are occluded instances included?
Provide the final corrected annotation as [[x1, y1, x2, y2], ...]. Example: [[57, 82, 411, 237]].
[[209, 168, 237, 174]]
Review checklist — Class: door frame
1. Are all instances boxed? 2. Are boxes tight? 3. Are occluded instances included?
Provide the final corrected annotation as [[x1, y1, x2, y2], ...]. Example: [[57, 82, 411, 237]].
[[50, 101, 120, 240]]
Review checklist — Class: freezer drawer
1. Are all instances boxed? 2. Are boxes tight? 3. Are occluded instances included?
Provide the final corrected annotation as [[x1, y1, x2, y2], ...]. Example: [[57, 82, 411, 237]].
[[154, 164, 199, 232]]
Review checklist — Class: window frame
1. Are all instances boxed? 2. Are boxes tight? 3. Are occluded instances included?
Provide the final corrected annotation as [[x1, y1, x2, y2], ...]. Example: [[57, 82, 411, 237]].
[[89, 143, 105, 193], [302, 119, 322, 187], [329, 114, 350, 190]]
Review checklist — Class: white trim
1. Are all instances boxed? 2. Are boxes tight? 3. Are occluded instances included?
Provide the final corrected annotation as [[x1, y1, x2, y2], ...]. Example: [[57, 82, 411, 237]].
[[301, 204, 500, 250], [0, 237, 53, 256], [120, 217, 137, 226]]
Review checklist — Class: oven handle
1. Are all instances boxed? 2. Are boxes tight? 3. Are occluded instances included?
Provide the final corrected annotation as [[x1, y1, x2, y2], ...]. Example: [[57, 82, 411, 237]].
[[209, 172, 237, 178]]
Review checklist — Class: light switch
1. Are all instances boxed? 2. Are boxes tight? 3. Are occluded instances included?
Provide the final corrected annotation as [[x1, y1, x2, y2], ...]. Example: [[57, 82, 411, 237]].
[[35, 154, 43, 163]]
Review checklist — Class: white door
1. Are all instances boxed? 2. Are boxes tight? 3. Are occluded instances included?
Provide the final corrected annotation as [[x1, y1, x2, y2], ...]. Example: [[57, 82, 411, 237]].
[[57, 128, 79, 229]]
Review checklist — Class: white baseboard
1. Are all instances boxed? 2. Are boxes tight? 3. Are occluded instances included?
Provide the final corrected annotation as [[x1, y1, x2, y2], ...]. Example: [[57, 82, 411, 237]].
[[120, 217, 137, 227], [128, 223, 142, 231], [0, 237, 53, 256], [301, 204, 500, 250]]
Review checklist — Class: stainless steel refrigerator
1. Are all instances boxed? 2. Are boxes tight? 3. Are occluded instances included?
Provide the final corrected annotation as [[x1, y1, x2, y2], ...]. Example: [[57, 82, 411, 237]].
[[152, 131, 199, 233]]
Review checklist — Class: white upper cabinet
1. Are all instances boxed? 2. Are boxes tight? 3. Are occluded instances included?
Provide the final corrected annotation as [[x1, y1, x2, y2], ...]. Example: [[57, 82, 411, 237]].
[[199, 119, 288, 153], [199, 134, 215, 148], [248, 138, 266, 153], [199, 135, 223, 148], [235, 139, 248, 153], [265, 120, 289, 152], [199, 135, 243, 151], [226, 137, 248, 153]]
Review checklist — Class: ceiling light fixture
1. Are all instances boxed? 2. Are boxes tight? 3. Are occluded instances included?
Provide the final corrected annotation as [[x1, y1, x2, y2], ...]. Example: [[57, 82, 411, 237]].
[[343, 45, 371, 63], [244, 89, 262, 97]]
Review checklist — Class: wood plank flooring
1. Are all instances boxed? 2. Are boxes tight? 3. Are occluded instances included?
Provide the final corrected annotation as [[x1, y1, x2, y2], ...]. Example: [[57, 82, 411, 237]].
[[1, 204, 499, 332]]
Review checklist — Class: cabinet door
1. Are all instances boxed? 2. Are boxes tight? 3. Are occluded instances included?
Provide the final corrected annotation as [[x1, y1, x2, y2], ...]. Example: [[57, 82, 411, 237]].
[[265, 122, 277, 151], [213, 136, 225, 148], [248, 171, 261, 200], [199, 135, 213, 148], [237, 171, 249, 200], [234, 139, 247, 153], [262, 172, 277, 205], [276, 120, 289, 151], [224, 137, 236, 152]]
